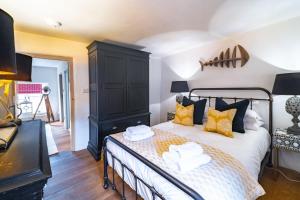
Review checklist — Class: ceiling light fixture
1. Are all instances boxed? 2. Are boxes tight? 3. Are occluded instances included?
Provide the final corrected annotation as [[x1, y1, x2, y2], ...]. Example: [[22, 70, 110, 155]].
[[45, 18, 62, 28]]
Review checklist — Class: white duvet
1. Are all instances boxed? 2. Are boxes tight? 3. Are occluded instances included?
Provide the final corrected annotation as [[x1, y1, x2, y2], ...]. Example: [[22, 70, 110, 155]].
[[106, 121, 270, 200], [154, 122, 271, 179]]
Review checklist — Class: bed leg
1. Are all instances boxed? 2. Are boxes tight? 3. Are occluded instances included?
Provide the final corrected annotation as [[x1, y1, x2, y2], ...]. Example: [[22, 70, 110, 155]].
[[267, 149, 273, 167], [103, 145, 109, 190], [111, 157, 116, 190], [121, 164, 126, 200], [135, 176, 138, 200], [150, 187, 156, 200]]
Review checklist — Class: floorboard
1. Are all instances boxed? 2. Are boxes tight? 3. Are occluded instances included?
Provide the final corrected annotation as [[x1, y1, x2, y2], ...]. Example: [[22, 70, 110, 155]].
[[50, 121, 71, 152]]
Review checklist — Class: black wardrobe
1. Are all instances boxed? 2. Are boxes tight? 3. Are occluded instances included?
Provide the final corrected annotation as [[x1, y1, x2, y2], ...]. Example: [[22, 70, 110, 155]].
[[87, 41, 150, 160]]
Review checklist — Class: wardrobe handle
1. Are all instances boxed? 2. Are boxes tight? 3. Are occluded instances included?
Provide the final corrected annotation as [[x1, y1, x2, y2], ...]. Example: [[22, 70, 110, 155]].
[[136, 120, 142, 124], [111, 126, 118, 130]]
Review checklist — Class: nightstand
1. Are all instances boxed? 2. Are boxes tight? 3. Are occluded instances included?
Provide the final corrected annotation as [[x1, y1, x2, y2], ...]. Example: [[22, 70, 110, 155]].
[[273, 128, 300, 168], [167, 112, 175, 121]]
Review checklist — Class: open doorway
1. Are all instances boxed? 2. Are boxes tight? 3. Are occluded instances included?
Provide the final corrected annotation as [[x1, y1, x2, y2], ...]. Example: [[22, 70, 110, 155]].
[[15, 57, 72, 154]]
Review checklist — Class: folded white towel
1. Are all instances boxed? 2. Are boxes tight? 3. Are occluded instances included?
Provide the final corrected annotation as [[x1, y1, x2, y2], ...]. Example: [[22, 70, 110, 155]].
[[162, 151, 180, 170], [169, 142, 204, 160], [123, 130, 154, 141], [163, 152, 211, 172], [126, 125, 151, 135], [177, 154, 211, 172]]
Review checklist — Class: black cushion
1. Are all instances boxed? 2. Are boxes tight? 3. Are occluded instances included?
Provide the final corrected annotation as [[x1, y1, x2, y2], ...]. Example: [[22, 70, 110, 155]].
[[182, 96, 207, 125], [215, 98, 249, 133]]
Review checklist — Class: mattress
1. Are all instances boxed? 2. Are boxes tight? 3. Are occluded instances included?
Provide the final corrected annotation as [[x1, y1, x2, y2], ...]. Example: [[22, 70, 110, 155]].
[[106, 121, 270, 200]]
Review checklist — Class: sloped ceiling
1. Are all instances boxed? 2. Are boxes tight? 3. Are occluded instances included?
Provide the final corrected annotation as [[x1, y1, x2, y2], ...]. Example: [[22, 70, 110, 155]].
[[1, 0, 300, 57]]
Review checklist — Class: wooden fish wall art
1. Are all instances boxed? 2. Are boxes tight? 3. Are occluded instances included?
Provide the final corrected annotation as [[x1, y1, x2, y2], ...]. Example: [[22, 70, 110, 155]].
[[199, 44, 249, 71]]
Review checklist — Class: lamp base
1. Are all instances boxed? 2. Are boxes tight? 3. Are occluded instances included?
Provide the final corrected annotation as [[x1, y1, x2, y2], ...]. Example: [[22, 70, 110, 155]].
[[286, 96, 300, 135], [176, 94, 184, 104], [14, 118, 22, 126], [287, 126, 300, 135], [0, 118, 21, 128]]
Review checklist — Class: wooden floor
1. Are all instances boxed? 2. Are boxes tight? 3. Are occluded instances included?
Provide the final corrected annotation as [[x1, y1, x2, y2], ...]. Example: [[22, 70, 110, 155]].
[[259, 168, 300, 200], [44, 150, 120, 200], [45, 127, 300, 200], [50, 121, 71, 152]]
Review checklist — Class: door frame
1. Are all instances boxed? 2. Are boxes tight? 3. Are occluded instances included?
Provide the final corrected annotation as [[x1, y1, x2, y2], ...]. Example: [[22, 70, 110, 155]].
[[63, 70, 71, 129], [58, 73, 64, 122], [20, 53, 75, 151]]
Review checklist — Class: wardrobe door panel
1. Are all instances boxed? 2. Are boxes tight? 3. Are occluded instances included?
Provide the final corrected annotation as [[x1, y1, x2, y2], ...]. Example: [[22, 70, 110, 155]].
[[127, 56, 149, 114], [103, 87, 125, 116], [89, 51, 98, 119], [128, 87, 147, 113], [101, 52, 127, 119], [103, 55, 125, 83], [127, 57, 148, 83]]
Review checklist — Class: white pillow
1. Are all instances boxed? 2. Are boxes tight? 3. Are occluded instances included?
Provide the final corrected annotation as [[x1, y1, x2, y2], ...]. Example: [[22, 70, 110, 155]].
[[244, 119, 264, 131], [244, 110, 264, 131], [244, 109, 263, 121]]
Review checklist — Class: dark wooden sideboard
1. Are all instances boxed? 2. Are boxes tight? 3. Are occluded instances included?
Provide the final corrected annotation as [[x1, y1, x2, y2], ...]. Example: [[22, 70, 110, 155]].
[[0, 120, 52, 200]]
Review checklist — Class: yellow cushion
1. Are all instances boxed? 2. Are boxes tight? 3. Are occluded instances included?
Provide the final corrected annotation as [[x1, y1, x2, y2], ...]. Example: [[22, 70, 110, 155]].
[[204, 107, 237, 137], [173, 103, 194, 126]]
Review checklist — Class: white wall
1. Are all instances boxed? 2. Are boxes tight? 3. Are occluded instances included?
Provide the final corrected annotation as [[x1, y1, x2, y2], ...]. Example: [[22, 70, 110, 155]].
[[31, 66, 59, 120], [160, 38, 288, 121], [149, 57, 162, 126], [159, 17, 300, 172]]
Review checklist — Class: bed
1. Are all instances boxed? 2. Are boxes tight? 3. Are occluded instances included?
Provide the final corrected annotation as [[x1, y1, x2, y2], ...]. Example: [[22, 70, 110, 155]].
[[103, 87, 273, 200]]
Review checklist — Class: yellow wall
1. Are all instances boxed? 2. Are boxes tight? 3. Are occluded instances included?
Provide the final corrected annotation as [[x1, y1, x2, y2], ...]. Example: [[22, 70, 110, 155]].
[[15, 30, 90, 150]]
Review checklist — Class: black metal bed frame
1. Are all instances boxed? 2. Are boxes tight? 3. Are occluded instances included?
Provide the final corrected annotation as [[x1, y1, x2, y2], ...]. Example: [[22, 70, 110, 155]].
[[103, 87, 273, 200]]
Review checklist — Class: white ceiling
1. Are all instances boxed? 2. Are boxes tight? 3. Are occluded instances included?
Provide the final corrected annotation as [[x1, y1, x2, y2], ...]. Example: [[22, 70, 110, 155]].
[[1, 0, 300, 57]]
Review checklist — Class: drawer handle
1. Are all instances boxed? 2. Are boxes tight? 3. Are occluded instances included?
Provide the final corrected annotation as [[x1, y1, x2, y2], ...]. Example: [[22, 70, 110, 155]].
[[111, 126, 118, 130], [137, 120, 142, 124]]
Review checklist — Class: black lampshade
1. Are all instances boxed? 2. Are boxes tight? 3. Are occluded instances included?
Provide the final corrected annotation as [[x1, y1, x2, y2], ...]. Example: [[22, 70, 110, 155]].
[[0, 53, 32, 81], [170, 81, 189, 93], [272, 73, 300, 95], [0, 9, 17, 74]]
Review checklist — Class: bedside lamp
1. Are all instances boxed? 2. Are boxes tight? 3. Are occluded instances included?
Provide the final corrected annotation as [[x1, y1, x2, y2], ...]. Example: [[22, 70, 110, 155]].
[[272, 73, 300, 135], [0, 9, 17, 126], [0, 53, 32, 150], [170, 81, 189, 103], [0, 53, 32, 81], [0, 9, 17, 75], [0, 53, 32, 125], [0, 9, 19, 150]]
